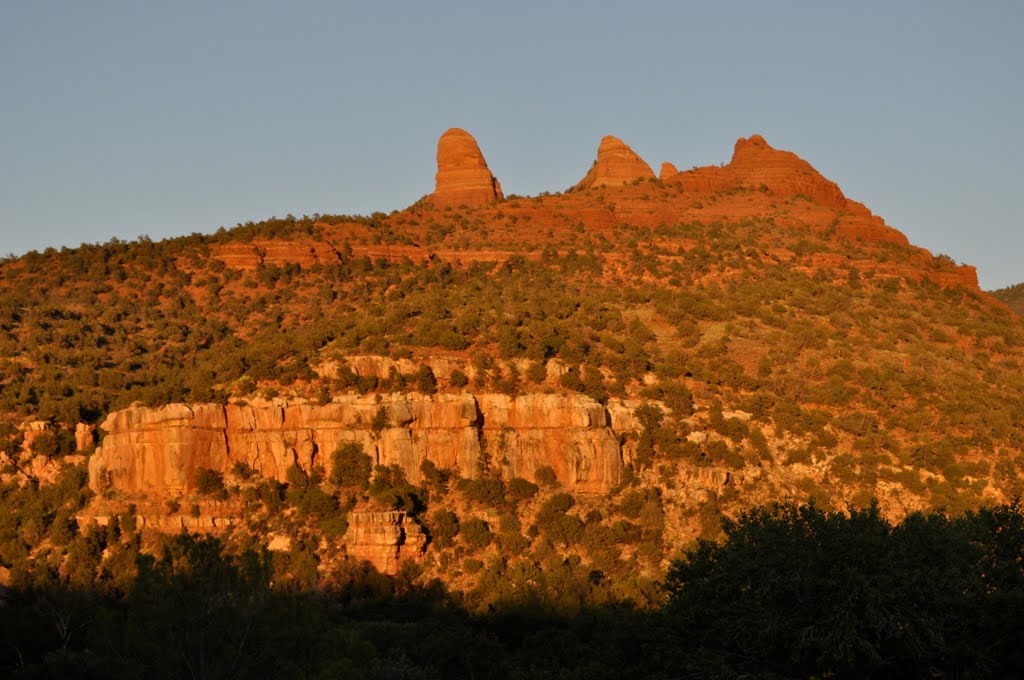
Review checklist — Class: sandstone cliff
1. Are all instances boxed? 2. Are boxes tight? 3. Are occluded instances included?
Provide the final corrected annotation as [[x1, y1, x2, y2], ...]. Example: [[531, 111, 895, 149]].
[[343, 511, 426, 574], [88, 392, 635, 497]]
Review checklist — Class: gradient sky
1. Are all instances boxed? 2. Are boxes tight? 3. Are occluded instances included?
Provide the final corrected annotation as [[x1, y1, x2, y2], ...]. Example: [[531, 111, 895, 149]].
[[2, 1, 1022, 288]]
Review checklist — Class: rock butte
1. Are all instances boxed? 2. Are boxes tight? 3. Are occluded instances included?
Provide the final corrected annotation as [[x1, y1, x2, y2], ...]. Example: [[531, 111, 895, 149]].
[[574, 135, 656, 189], [431, 128, 503, 207], [659, 162, 679, 180]]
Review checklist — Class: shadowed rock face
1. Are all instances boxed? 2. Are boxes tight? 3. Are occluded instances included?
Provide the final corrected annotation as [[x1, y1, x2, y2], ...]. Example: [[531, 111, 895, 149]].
[[432, 128, 503, 207], [574, 135, 656, 189]]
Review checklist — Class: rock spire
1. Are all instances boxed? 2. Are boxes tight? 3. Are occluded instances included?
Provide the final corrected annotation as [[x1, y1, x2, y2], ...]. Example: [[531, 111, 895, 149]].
[[659, 162, 679, 180], [431, 128, 503, 207]]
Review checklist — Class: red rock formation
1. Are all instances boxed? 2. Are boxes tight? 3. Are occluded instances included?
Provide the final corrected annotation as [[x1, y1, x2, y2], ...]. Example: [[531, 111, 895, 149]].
[[659, 162, 679, 180], [672, 134, 846, 204], [574, 136, 655, 189], [19, 421, 49, 454], [214, 240, 346, 270], [343, 511, 426, 574], [669, 135, 910, 246], [88, 393, 629, 497], [431, 128, 503, 207], [728, 134, 847, 208], [75, 423, 95, 451], [200, 132, 973, 292]]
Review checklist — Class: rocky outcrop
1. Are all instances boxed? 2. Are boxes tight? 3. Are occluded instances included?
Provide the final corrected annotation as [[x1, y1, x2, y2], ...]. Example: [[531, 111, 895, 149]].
[[76, 423, 95, 451], [728, 134, 847, 209], [671, 134, 843, 205], [343, 511, 426, 574], [670, 134, 910, 246], [574, 136, 655, 189], [88, 392, 629, 497], [659, 162, 679, 180], [215, 240, 346, 270], [19, 421, 49, 453], [431, 128, 503, 207]]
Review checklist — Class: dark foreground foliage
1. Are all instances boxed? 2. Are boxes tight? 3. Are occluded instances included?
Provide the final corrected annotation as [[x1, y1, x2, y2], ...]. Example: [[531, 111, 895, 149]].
[[1, 500, 1021, 679]]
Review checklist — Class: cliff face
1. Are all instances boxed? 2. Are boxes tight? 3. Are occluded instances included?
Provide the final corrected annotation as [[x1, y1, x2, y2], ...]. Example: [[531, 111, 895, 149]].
[[88, 392, 633, 497], [343, 511, 427, 574]]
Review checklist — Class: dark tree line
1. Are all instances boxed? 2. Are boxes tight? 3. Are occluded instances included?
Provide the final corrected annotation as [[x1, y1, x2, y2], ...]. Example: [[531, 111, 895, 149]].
[[2, 499, 1022, 679]]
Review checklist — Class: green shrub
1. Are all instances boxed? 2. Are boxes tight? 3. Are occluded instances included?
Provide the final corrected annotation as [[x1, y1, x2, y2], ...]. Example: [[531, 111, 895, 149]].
[[535, 466, 559, 487], [194, 468, 227, 498], [526, 360, 548, 383], [370, 406, 390, 433], [368, 464, 423, 513], [414, 364, 437, 394], [29, 429, 75, 459], [419, 459, 453, 492], [429, 509, 459, 548], [460, 517, 492, 551], [457, 477, 507, 507], [507, 477, 539, 501], [330, 442, 373, 489]]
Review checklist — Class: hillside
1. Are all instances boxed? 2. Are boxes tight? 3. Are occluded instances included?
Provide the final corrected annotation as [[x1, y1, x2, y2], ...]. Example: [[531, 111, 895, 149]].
[[990, 281, 1024, 317], [1, 127, 1023, 610]]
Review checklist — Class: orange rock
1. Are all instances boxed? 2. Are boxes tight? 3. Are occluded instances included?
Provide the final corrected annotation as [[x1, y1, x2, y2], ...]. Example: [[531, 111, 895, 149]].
[[574, 136, 655, 189], [214, 240, 346, 270], [659, 162, 679, 180], [88, 392, 630, 498], [727, 134, 847, 208], [343, 511, 426, 574], [75, 423, 95, 451], [666, 134, 911, 247], [431, 128, 503, 207]]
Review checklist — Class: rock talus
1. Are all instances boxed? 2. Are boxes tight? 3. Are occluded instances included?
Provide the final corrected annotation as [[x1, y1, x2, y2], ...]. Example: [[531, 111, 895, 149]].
[[431, 128, 503, 207]]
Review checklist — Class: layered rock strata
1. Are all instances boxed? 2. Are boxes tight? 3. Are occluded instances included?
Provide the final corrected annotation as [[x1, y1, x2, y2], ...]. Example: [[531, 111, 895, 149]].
[[670, 134, 910, 246], [574, 136, 655, 189], [343, 511, 427, 574], [431, 128, 503, 207], [88, 393, 634, 497]]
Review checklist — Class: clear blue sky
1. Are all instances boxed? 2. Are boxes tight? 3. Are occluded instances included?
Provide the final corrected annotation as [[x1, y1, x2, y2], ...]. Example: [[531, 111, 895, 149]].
[[2, 1, 1022, 288]]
